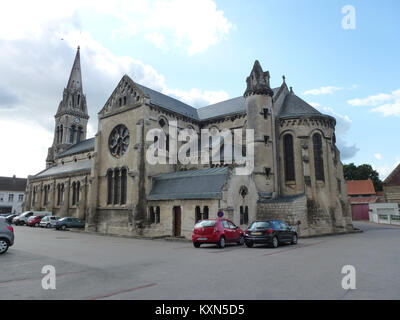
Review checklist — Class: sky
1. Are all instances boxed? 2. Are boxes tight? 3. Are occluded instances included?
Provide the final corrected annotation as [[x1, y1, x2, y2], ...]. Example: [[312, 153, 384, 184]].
[[0, 0, 399, 181]]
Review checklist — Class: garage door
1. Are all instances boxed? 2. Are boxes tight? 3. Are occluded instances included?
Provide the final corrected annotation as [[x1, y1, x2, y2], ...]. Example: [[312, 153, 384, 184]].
[[351, 204, 369, 220]]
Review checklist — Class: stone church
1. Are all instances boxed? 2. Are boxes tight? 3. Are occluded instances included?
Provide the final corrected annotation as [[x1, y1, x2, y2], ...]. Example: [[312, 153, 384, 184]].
[[24, 47, 354, 239]]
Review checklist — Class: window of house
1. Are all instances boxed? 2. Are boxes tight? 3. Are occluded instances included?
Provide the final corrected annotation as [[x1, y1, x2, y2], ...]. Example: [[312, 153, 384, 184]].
[[123, 96, 127, 105], [149, 206, 155, 224], [240, 206, 249, 225], [18, 194, 23, 202], [203, 206, 209, 219], [195, 206, 201, 222], [121, 168, 127, 205], [70, 125, 76, 143], [114, 169, 120, 205], [72, 182, 76, 206], [107, 170, 113, 205], [284, 134, 295, 181], [8, 194, 14, 202], [155, 206, 160, 223], [313, 133, 325, 181]]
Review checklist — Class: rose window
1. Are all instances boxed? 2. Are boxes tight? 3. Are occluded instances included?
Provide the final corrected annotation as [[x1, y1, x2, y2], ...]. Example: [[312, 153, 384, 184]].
[[109, 125, 130, 158]]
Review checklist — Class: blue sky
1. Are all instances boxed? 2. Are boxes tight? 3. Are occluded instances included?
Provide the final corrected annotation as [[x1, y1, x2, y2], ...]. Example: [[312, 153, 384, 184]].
[[0, 0, 399, 179]]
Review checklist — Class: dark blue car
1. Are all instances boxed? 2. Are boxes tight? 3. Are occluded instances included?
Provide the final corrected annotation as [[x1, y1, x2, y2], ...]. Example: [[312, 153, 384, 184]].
[[55, 217, 85, 230]]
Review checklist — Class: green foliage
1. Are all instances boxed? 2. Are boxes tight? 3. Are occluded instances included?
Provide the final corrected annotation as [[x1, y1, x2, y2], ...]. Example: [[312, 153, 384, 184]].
[[343, 163, 383, 191]]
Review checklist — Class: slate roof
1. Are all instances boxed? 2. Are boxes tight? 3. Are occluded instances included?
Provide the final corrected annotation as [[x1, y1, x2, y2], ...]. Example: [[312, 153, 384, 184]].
[[383, 163, 400, 185], [277, 92, 329, 119], [347, 179, 376, 196], [34, 159, 92, 179], [136, 84, 200, 120], [147, 167, 228, 200], [57, 138, 95, 158], [0, 176, 27, 192], [137, 82, 330, 122]]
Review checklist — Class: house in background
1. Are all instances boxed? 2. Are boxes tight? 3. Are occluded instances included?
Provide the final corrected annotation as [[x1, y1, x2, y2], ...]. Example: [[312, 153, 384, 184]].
[[347, 179, 377, 220], [382, 163, 400, 204], [0, 175, 27, 214]]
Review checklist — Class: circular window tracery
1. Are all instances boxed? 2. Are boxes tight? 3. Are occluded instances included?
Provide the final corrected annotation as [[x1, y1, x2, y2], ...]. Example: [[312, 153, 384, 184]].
[[109, 124, 130, 158]]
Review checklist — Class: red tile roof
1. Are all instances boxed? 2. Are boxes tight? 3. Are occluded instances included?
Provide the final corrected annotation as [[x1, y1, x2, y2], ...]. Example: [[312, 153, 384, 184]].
[[347, 179, 376, 196], [348, 196, 377, 204]]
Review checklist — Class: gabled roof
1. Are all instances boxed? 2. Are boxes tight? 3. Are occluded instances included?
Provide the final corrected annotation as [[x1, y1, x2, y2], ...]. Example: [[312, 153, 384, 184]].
[[148, 167, 228, 200], [56, 138, 95, 158], [347, 179, 376, 196], [0, 176, 27, 192], [383, 163, 400, 185]]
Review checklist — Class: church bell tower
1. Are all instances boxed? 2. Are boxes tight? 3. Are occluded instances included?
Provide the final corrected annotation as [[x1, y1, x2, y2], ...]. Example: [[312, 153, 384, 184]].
[[46, 46, 89, 167]]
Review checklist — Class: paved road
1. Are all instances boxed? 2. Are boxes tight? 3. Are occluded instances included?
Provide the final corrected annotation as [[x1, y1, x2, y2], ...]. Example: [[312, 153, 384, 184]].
[[0, 222, 399, 299]]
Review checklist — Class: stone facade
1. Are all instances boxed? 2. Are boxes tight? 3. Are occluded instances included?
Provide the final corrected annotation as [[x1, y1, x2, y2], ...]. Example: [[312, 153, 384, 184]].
[[24, 50, 354, 239]]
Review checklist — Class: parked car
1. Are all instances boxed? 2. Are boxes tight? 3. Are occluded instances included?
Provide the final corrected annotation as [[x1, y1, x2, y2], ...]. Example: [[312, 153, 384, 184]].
[[0, 217, 14, 254], [244, 220, 298, 248], [39, 216, 60, 228], [13, 211, 52, 226], [0, 213, 12, 217], [55, 217, 85, 230], [192, 219, 244, 248], [5, 214, 18, 224], [27, 215, 46, 227]]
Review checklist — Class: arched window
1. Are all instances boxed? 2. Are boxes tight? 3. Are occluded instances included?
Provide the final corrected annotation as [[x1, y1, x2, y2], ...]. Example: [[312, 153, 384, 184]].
[[76, 181, 80, 204], [76, 127, 82, 143], [149, 206, 155, 223], [283, 134, 295, 181], [56, 127, 59, 143], [70, 125, 76, 143], [313, 133, 325, 181], [72, 182, 76, 205], [203, 206, 209, 219], [155, 207, 160, 223], [77, 94, 80, 106], [60, 125, 63, 143], [107, 170, 113, 205], [120, 168, 127, 205], [56, 184, 60, 206], [123, 96, 127, 105], [119, 98, 122, 106], [195, 206, 201, 222], [113, 169, 120, 205]]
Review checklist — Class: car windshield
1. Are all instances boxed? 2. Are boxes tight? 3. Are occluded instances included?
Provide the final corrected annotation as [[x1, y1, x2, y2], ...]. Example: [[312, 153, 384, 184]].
[[195, 220, 216, 228], [249, 221, 272, 230]]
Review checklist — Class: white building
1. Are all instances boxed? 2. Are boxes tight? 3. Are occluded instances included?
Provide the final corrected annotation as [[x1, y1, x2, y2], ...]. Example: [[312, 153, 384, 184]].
[[0, 175, 27, 214]]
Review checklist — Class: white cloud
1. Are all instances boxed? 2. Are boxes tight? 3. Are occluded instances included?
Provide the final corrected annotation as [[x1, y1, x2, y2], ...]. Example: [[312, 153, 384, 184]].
[[0, 0, 233, 55], [374, 153, 383, 160], [311, 104, 359, 160], [0, 15, 229, 178], [348, 89, 400, 117], [303, 86, 342, 95]]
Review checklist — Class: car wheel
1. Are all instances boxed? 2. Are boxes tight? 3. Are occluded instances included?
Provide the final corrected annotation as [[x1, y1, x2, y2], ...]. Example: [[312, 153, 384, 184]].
[[271, 236, 279, 248], [245, 240, 254, 248], [193, 242, 201, 248], [237, 235, 244, 246], [0, 239, 9, 254], [46, 224, 51, 229], [291, 234, 298, 245], [217, 236, 226, 248], [61, 225, 67, 230], [35, 223, 39, 227]]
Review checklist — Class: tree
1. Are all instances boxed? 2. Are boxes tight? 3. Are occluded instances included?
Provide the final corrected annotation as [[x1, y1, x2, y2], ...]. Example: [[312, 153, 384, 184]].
[[343, 163, 383, 191]]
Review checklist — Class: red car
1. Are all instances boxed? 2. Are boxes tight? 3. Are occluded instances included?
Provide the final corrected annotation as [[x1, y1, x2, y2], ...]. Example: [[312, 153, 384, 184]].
[[27, 215, 45, 227], [192, 219, 244, 248]]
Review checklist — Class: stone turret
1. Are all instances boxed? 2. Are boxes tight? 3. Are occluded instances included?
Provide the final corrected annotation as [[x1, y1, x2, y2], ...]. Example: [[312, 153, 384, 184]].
[[244, 60, 278, 198]]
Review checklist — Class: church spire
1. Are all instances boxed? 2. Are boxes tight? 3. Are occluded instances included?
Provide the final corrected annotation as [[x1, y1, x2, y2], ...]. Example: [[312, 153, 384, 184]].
[[66, 46, 83, 91], [244, 60, 274, 97]]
